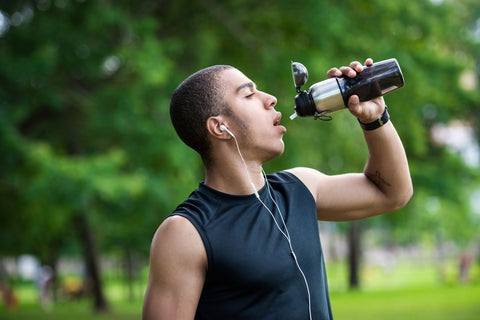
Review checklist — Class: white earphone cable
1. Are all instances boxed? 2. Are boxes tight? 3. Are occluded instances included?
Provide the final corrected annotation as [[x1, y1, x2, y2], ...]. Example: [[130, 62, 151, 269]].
[[263, 170, 313, 320], [226, 127, 260, 198]]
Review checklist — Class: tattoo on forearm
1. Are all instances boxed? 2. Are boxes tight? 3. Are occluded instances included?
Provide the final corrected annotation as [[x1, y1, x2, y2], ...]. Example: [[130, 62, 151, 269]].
[[366, 170, 392, 188]]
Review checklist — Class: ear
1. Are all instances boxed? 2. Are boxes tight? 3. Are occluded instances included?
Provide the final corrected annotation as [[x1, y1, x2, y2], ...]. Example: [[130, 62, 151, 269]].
[[206, 116, 230, 139]]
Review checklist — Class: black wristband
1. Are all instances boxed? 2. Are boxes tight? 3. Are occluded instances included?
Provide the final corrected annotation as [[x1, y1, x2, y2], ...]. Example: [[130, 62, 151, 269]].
[[358, 107, 390, 131]]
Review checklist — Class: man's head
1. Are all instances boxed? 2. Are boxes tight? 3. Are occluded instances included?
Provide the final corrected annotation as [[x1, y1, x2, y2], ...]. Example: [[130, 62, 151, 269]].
[[170, 65, 286, 166], [170, 65, 233, 164]]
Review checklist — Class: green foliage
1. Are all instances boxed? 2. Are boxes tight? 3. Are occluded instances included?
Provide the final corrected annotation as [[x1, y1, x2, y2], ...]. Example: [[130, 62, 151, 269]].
[[0, 1, 201, 263]]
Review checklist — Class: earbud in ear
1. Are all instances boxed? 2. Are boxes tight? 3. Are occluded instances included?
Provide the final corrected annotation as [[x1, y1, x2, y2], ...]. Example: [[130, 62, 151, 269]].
[[220, 124, 235, 138]]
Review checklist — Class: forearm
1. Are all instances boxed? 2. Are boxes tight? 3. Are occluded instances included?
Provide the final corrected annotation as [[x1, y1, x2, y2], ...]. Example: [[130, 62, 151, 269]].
[[362, 120, 413, 209]]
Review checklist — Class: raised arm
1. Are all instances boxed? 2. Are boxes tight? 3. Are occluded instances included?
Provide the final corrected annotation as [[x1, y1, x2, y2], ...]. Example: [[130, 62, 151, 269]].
[[288, 58, 413, 221], [142, 216, 207, 320]]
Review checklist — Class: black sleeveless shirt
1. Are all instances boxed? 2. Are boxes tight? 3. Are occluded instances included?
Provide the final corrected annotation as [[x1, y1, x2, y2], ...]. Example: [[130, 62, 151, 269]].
[[171, 171, 333, 320]]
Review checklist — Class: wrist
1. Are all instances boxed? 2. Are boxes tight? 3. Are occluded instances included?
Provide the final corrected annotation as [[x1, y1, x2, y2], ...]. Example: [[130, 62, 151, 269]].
[[358, 107, 390, 131]]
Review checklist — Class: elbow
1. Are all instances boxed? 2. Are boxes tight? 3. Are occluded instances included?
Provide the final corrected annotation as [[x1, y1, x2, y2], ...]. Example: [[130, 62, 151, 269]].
[[391, 184, 414, 211]]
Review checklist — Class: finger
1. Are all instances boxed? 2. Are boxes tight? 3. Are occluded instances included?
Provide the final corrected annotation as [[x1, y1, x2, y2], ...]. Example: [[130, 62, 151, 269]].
[[349, 61, 363, 73], [339, 66, 357, 78], [364, 58, 373, 66], [326, 67, 342, 78], [347, 95, 361, 116], [348, 94, 360, 107]]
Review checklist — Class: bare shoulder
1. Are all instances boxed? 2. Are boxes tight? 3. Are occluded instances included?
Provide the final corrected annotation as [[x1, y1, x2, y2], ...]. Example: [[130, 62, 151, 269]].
[[143, 216, 207, 319], [286, 167, 325, 180], [153, 215, 202, 246], [285, 167, 327, 200], [150, 215, 207, 271]]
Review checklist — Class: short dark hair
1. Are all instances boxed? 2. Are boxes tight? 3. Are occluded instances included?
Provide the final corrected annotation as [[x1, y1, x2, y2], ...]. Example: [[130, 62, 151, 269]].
[[170, 65, 233, 164]]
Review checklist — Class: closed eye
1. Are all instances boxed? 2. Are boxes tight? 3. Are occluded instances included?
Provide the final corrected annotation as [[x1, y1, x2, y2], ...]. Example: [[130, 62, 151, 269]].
[[246, 93, 255, 99]]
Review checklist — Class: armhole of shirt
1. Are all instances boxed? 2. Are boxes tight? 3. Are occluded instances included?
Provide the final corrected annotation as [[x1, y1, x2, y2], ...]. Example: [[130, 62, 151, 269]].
[[169, 212, 214, 270], [278, 170, 317, 206]]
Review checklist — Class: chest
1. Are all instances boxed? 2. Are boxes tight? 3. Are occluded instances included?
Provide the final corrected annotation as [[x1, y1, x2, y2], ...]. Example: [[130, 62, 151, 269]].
[[204, 198, 320, 290]]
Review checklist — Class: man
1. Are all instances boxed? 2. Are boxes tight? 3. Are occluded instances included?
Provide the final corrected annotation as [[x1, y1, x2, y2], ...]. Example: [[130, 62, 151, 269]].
[[142, 58, 413, 320]]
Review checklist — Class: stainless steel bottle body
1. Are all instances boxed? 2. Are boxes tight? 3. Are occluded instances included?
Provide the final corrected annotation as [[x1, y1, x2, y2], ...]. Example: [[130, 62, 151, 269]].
[[308, 78, 345, 115]]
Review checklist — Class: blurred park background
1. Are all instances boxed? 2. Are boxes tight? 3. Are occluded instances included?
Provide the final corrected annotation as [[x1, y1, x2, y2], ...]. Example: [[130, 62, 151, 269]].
[[1, 0, 480, 319]]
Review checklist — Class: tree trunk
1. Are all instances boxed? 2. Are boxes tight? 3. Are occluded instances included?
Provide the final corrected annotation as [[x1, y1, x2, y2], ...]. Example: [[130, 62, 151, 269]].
[[435, 232, 447, 284], [75, 211, 109, 312], [46, 254, 59, 303], [124, 249, 135, 301], [347, 221, 362, 289]]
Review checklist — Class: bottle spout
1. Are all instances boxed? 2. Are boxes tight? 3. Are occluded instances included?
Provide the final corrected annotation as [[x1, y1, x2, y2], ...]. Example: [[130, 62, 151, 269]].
[[289, 112, 298, 120]]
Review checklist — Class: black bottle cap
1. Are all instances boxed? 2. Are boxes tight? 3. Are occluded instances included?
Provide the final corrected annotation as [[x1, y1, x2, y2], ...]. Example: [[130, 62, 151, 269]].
[[294, 91, 316, 116]]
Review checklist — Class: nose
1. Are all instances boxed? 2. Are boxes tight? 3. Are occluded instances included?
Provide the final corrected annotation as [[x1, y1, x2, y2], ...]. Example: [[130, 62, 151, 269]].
[[263, 92, 277, 109]]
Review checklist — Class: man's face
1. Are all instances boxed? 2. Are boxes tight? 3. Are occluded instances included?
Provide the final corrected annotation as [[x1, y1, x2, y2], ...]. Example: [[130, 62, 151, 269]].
[[220, 68, 287, 162]]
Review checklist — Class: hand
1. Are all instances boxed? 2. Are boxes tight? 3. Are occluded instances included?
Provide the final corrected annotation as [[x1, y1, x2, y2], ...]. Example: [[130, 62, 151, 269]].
[[327, 58, 386, 123]]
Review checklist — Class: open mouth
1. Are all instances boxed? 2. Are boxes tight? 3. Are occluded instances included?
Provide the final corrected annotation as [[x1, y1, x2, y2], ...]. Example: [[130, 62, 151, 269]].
[[273, 113, 282, 126]]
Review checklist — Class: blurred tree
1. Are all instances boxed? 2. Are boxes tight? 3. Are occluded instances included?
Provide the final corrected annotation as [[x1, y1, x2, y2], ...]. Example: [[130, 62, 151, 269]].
[[0, 0, 197, 311]]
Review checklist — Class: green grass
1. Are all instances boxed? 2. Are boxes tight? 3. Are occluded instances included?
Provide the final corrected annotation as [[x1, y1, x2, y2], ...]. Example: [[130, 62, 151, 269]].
[[0, 301, 140, 320], [331, 284, 480, 320], [0, 277, 144, 320], [327, 260, 480, 319], [2, 284, 480, 320]]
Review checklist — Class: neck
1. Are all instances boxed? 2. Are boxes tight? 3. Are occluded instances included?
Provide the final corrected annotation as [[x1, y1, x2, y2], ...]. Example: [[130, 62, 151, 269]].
[[204, 156, 265, 196]]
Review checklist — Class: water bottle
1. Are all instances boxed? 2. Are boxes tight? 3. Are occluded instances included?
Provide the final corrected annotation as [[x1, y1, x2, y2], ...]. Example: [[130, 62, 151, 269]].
[[290, 58, 405, 120]]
